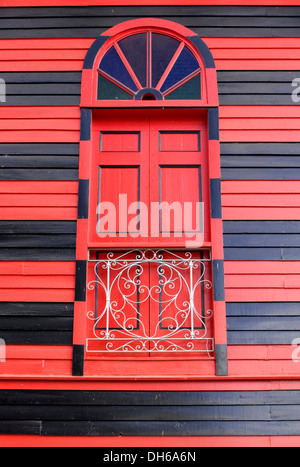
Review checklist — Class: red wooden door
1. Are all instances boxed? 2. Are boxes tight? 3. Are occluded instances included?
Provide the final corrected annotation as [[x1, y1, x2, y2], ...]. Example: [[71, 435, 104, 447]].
[[89, 109, 209, 248], [87, 110, 212, 358]]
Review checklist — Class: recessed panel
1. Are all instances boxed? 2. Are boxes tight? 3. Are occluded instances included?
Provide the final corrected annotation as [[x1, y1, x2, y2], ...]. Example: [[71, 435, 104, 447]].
[[159, 131, 201, 152], [159, 165, 202, 234], [100, 131, 141, 152], [98, 166, 140, 235]]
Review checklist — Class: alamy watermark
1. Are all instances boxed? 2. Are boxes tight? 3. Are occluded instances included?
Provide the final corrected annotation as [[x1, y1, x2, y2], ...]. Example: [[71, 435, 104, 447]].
[[292, 78, 300, 103], [0, 339, 6, 363], [97, 194, 204, 248], [0, 78, 6, 103]]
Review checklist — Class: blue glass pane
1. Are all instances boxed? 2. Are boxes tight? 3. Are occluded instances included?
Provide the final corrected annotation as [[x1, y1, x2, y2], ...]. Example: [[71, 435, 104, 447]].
[[164, 73, 201, 100], [98, 74, 133, 100], [99, 46, 138, 92], [161, 46, 200, 93], [118, 33, 147, 88], [151, 33, 180, 88]]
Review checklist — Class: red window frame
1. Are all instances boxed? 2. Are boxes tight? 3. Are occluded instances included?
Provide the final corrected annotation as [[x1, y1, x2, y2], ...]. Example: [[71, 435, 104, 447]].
[[73, 19, 227, 379]]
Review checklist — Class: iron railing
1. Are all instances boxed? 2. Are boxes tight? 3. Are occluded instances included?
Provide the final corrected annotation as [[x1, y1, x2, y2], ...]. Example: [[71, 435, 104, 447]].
[[86, 249, 214, 355]]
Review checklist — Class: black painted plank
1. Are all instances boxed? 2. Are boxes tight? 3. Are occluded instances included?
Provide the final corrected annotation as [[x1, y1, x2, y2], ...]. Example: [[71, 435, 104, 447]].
[[221, 156, 300, 169], [219, 83, 294, 95], [218, 71, 300, 83], [0, 168, 78, 181], [227, 302, 300, 317], [6, 83, 81, 95], [2, 6, 299, 18], [223, 221, 300, 234], [224, 234, 300, 248], [0, 317, 73, 331], [0, 221, 76, 235], [0, 72, 82, 84], [221, 143, 300, 156], [0, 248, 75, 261], [2, 6, 300, 18], [4, 92, 294, 107], [2, 70, 296, 84], [220, 95, 297, 105], [0, 96, 80, 106], [1, 15, 300, 29], [0, 421, 41, 435], [39, 420, 300, 436], [0, 235, 76, 248], [0, 404, 271, 422], [3, 403, 300, 422], [0, 143, 79, 155], [1, 27, 300, 39], [224, 248, 300, 261], [221, 168, 300, 180], [0, 302, 74, 317], [227, 331, 299, 345], [0, 331, 73, 346], [1, 390, 300, 406], [220, 95, 298, 105], [227, 316, 300, 331]]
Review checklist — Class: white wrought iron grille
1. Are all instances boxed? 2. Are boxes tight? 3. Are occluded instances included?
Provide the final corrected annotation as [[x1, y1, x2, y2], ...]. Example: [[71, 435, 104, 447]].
[[86, 250, 214, 355]]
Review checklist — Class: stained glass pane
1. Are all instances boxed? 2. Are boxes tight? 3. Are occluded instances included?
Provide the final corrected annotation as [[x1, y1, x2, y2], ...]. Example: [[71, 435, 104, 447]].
[[151, 33, 180, 88], [98, 74, 133, 100], [99, 46, 138, 92], [118, 33, 148, 88], [165, 74, 201, 100], [161, 46, 200, 93]]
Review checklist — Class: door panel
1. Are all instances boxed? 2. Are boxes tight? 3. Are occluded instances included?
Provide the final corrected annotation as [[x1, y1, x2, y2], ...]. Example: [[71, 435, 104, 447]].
[[89, 114, 150, 246], [87, 110, 212, 359], [149, 112, 209, 247]]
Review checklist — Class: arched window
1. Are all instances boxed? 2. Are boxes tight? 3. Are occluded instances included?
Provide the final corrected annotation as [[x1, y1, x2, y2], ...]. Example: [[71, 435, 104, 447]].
[[97, 30, 202, 101], [73, 20, 227, 379]]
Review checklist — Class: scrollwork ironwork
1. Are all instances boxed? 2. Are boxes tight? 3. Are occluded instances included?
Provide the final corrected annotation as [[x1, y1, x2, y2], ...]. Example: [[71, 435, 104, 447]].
[[87, 250, 214, 355]]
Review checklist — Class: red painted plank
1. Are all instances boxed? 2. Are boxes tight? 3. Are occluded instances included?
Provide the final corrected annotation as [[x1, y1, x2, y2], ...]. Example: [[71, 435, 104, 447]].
[[5, 346, 73, 360], [1, 0, 298, 5], [0, 194, 78, 207], [226, 275, 300, 289], [0, 130, 79, 143], [220, 119, 300, 130], [205, 38, 300, 49], [220, 130, 300, 143], [223, 194, 300, 207], [220, 107, 300, 119], [0, 107, 81, 119], [0, 207, 77, 221], [0, 262, 75, 276], [0, 50, 86, 61], [222, 207, 300, 221], [226, 288, 300, 302], [0, 119, 80, 131], [0, 435, 274, 448], [0, 289, 74, 302], [225, 261, 300, 275], [221, 181, 300, 194], [1, 378, 300, 391], [0, 39, 94, 50], [0, 276, 75, 289], [0, 344, 295, 363], [0, 61, 84, 72], [216, 60, 300, 71], [213, 49, 300, 59], [0, 181, 78, 194]]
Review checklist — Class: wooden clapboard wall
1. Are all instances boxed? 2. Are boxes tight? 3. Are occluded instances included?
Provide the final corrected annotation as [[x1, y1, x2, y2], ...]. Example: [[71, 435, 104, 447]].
[[1, 3, 300, 445]]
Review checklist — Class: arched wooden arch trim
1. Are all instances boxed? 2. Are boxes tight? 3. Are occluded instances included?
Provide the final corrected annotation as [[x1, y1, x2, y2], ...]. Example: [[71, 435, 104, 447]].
[[72, 19, 227, 378], [81, 18, 219, 108]]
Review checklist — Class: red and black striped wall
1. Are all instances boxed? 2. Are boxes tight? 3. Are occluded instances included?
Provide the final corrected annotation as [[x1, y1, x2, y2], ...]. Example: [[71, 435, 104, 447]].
[[0, 3, 300, 444]]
